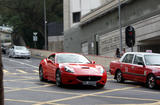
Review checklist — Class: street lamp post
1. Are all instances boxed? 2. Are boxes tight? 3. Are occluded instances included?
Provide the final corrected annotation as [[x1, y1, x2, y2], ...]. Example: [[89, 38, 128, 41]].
[[118, 0, 123, 54], [44, 0, 47, 50]]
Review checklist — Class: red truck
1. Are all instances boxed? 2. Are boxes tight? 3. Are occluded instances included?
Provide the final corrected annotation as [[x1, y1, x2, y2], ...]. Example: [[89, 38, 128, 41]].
[[109, 52, 160, 89]]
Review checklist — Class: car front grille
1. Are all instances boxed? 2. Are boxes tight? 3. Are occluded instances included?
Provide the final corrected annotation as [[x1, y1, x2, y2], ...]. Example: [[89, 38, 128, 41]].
[[77, 76, 102, 81]]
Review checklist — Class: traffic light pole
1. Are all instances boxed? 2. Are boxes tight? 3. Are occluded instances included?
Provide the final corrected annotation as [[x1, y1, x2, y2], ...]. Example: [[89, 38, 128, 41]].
[[44, 0, 47, 50], [118, 0, 123, 54]]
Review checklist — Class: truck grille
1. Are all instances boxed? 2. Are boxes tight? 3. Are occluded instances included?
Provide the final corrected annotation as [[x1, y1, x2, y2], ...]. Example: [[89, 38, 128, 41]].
[[77, 76, 101, 81]]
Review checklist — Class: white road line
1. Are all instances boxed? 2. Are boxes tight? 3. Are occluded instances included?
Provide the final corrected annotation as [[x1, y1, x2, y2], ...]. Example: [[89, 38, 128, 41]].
[[16, 69, 27, 73], [3, 58, 38, 69], [25, 60, 31, 62]]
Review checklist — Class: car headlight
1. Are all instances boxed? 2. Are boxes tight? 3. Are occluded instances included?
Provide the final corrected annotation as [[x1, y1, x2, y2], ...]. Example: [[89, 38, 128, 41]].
[[99, 67, 104, 74], [65, 66, 75, 73]]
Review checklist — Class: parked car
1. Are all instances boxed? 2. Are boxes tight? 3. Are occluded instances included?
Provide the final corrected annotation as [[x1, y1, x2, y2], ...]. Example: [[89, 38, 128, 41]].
[[110, 52, 160, 89], [39, 52, 107, 88], [8, 46, 31, 59]]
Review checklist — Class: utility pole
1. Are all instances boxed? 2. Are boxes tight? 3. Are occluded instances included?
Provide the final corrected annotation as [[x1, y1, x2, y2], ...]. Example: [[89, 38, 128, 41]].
[[118, 0, 123, 54], [44, 0, 47, 50], [0, 41, 4, 105]]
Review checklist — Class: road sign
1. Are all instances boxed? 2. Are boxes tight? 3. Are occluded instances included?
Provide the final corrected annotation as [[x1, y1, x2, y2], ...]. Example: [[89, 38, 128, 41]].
[[33, 35, 38, 42], [33, 32, 38, 42], [33, 32, 38, 36]]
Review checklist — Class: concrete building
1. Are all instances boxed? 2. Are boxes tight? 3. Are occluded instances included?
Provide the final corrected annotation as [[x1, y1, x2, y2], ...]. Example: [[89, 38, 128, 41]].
[[48, 22, 63, 52], [0, 26, 12, 46], [64, 0, 160, 56], [63, 0, 110, 31]]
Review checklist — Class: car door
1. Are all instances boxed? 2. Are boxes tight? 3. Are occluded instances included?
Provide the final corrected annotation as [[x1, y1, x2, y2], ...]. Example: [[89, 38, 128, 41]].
[[122, 54, 135, 80], [47, 54, 57, 81], [133, 54, 145, 82]]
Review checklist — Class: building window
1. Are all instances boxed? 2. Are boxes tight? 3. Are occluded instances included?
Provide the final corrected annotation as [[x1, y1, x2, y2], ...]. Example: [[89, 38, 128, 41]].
[[73, 12, 81, 23]]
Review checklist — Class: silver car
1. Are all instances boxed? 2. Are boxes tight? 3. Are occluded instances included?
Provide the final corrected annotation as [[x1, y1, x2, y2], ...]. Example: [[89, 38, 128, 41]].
[[8, 46, 31, 59]]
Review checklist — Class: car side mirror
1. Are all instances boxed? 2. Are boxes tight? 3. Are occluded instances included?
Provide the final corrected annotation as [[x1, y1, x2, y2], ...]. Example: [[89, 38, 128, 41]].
[[138, 62, 145, 67], [91, 61, 95, 64]]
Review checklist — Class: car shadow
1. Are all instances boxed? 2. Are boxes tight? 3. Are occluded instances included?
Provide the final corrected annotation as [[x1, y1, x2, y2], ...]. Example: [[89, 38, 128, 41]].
[[111, 80, 160, 90]]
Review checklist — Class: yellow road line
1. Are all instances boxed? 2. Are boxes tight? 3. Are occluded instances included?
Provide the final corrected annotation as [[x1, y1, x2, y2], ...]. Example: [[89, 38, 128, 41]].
[[26, 89, 83, 95], [5, 98, 39, 103], [3, 69, 8, 73], [33, 70, 39, 73], [92, 94, 159, 102], [33, 86, 140, 105], [99, 101, 160, 105], [5, 84, 55, 93], [4, 78, 37, 82], [129, 89, 160, 94], [16, 69, 27, 73]]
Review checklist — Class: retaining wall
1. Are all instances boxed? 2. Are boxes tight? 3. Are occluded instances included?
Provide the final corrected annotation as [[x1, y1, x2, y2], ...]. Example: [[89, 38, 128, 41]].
[[30, 49, 119, 70]]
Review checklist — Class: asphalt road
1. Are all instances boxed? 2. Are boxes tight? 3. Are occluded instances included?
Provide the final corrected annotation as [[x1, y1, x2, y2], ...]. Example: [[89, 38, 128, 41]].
[[2, 55, 160, 105]]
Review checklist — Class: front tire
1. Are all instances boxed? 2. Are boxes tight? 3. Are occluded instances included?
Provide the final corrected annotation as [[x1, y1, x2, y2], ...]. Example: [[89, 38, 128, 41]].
[[147, 75, 156, 89], [116, 70, 124, 83], [39, 66, 46, 81], [56, 70, 63, 87]]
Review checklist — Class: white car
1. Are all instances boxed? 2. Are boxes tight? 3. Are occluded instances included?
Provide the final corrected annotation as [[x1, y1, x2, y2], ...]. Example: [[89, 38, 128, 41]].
[[8, 46, 31, 59]]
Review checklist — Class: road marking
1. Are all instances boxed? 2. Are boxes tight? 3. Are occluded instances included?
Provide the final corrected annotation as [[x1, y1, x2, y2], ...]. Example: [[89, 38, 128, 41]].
[[92, 94, 159, 102], [5, 84, 55, 93], [129, 89, 160, 94], [16, 69, 27, 73], [3, 58, 38, 68], [33, 86, 140, 105], [3, 69, 8, 73], [5, 98, 39, 104], [26, 89, 83, 95], [4, 78, 37, 82], [25, 60, 31, 62], [33, 70, 39, 73]]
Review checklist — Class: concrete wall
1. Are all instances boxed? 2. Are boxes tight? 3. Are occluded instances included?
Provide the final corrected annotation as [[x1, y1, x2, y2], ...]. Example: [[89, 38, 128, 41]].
[[64, 0, 160, 56], [30, 49, 118, 70], [48, 36, 64, 52], [64, 0, 105, 31]]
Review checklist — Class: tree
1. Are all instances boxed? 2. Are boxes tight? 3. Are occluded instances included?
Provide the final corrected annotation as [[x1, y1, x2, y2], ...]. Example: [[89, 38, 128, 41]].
[[0, 0, 63, 49]]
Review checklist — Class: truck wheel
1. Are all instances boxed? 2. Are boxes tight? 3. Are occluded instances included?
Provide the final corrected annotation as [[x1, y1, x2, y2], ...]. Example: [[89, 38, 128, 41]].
[[116, 70, 124, 83]]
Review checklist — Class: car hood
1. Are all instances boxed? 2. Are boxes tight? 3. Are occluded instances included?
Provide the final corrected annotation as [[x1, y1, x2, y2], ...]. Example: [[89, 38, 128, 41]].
[[60, 63, 104, 76], [14, 50, 30, 53], [146, 66, 160, 73]]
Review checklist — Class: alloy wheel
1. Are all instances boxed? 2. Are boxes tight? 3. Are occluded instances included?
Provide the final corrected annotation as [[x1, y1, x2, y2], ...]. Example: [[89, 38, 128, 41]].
[[148, 75, 156, 89]]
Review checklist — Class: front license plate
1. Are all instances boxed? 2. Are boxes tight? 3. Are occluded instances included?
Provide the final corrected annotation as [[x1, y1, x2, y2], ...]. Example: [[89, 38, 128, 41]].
[[82, 81, 96, 86]]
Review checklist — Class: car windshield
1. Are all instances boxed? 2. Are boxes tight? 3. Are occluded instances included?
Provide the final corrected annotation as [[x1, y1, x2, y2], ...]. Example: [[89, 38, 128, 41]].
[[57, 54, 91, 64], [15, 46, 27, 50], [144, 55, 160, 66]]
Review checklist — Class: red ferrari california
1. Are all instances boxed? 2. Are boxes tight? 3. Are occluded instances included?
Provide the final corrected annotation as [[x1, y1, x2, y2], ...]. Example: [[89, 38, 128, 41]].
[[39, 53, 107, 88]]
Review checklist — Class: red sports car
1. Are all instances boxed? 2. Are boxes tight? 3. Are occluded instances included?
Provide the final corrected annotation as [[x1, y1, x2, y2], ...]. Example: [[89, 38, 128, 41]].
[[39, 53, 107, 88]]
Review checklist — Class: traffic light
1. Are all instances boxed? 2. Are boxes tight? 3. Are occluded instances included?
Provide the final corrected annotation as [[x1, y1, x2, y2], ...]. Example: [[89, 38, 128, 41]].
[[125, 26, 135, 47]]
